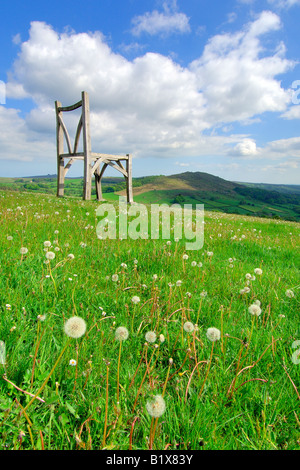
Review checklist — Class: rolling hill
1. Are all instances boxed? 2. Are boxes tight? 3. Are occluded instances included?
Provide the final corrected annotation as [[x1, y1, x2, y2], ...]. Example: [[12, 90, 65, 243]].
[[0, 171, 299, 222]]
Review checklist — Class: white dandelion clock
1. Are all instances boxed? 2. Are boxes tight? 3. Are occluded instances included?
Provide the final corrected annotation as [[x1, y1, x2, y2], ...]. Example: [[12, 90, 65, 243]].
[[145, 331, 157, 343], [206, 327, 221, 342], [183, 321, 194, 333], [248, 304, 262, 316], [115, 326, 129, 341], [64, 316, 86, 339], [146, 395, 166, 418], [45, 251, 55, 260]]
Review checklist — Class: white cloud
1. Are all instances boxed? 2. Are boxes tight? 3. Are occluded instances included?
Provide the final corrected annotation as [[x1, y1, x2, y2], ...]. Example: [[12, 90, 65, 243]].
[[230, 139, 258, 157], [190, 11, 294, 125], [0, 105, 53, 162], [267, 0, 300, 9], [130, 2, 190, 37], [281, 105, 300, 119], [2, 13, 296, 169]]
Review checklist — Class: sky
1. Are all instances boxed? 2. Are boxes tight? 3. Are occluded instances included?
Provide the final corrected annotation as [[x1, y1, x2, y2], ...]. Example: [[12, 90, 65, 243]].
[[1, 0, 300, 184]]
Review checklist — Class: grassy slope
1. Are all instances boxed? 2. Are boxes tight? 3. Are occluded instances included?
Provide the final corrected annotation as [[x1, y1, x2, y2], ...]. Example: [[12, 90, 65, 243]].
[[0, 171, 299, 222], [0, 189, 299, 450]]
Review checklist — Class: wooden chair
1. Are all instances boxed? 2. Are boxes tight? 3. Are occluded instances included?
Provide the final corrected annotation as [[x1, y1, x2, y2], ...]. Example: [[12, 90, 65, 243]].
[[55, 91, 133, 203]]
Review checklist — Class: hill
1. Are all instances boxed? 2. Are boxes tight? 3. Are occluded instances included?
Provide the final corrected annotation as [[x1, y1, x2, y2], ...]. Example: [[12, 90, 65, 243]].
[[0, 171, 299, 222]]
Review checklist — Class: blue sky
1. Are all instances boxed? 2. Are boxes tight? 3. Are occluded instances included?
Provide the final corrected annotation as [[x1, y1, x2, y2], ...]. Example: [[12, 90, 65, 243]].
[[1, 0, 300, 184]]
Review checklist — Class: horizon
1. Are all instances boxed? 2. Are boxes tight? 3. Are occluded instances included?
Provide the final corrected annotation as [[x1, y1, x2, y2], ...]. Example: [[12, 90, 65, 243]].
[[1, 1, 300, 184], [4, 170, 300, 187]]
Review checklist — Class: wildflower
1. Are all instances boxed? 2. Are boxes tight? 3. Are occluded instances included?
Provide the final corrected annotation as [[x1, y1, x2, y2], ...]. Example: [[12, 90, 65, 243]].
[[254, 268, 263, 275], [69, 359, 77, 366], [206, 327, 221, 342], [285, 289, 295, 298], [64, 316, 86, 339], [145, 331, 157, 343], [20, 247, 28, 255], [131, 295, 140, 304], [248, 304, 262, 316], [45, 251, 55, 260], [240, 287, 250, 294], [146, 395, 166, 418], [183, 321, 195, 333], [5, 304, 11, 310], [112, 274, 119, 282], [44, 241, 51, 247], [115, 326, 129, 341]]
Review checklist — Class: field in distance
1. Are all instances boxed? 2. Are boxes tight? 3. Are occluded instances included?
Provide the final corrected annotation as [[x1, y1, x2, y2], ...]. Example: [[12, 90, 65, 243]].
[[0, 171, 299, 222]]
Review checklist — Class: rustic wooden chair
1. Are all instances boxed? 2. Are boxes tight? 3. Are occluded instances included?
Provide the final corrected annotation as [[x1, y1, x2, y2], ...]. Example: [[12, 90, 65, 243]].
[[55, 91, 133, 202]]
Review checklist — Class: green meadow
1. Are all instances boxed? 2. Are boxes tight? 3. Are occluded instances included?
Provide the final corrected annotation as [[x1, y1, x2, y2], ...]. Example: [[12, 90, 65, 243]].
[[0, 189, 299, 450]]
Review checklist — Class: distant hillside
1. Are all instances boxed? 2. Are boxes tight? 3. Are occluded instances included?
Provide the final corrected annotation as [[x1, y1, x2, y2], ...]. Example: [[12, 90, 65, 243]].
[[235, 181, 300, 195], [1, 171, 299, 222]]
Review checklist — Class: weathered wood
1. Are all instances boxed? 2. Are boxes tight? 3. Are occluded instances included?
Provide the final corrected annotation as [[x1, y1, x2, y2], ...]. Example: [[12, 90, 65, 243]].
[[55, 100, 65, 197], [126, 154, 133, 204], [55, 91, 133, 202]]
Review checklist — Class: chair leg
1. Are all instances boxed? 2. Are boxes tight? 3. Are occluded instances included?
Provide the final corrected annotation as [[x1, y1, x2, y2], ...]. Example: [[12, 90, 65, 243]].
[[57, 157, 65, 197], [95, 167, 104, 201], [126, 154, 133, 204]]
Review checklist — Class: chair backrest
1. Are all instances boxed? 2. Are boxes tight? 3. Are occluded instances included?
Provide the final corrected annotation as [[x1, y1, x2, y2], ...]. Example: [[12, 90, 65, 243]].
[[55, 91, 91, 158]]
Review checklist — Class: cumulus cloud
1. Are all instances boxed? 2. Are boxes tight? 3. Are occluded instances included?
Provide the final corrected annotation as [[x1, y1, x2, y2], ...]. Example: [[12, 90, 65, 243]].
[[230, 139, 258, 157], [130, 1, 191, 37], [2, 11, 296, 166], [190, 11, 293, 125]]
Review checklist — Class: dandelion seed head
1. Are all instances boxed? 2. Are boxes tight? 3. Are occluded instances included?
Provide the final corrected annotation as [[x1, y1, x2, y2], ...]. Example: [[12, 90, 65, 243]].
[[291, 349, 300, 365], [146, 395, 166, 418], [254, 268, 263, 275], [145, 331, 157, 343], [285, 289, 295, 298], [206, 327, 221, 342], [44, 241, 51, 247], [64, 316, 86, 339], [183, 321, 194, 333], [20, 247, 28, 255], [248, 304, 262, 316], [112, 274, 119, 282], [115, 326, 129, 341], [131, 295, 140, 304], [45, 251, 55, 260]]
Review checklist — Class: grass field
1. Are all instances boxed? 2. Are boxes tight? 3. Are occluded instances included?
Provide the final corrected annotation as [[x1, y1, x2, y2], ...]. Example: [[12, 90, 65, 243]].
[[1, 174, 300, 223], [0, 189, 299, 451]]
